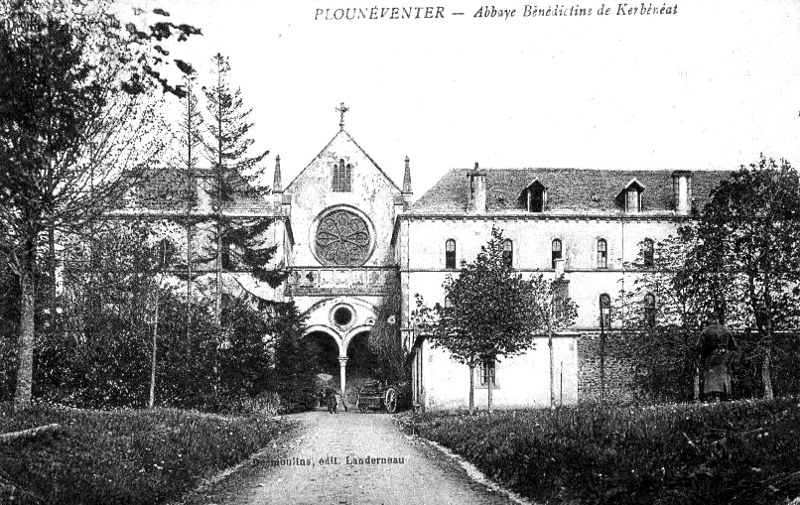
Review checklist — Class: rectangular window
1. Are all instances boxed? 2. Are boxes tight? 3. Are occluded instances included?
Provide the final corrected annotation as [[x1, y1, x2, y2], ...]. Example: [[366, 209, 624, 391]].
[[332, 160, 351, 192], [478, 360, 497, 388]]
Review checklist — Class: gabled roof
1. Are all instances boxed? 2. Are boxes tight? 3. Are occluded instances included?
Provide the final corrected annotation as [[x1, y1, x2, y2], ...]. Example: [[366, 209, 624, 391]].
[[615, 177, 646, 204], [285, 129, 402, 193], [409, 168, 730, 215], [127, 166, 277, 214], [518, 179, 546, 205]]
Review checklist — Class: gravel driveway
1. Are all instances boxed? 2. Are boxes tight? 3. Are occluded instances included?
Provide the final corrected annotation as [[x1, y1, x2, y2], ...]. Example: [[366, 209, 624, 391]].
[[181, 409, 516, 505]]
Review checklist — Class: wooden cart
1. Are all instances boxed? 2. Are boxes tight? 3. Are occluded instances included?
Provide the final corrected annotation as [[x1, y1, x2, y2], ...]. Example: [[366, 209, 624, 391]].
[[356, 380, 401, 413]]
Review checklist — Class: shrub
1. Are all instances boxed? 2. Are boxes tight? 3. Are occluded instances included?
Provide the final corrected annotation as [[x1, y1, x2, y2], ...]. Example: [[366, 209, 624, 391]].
[[0, 403, 293, 504], [407, 398, 800, 505]]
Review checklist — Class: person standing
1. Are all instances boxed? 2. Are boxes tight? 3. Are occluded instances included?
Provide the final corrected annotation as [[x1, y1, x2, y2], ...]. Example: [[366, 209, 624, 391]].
[[698, 315, 737, 402]]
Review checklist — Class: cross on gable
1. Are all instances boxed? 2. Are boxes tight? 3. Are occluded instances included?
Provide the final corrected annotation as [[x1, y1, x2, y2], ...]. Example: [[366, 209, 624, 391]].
[[335, 102, 349, 130]]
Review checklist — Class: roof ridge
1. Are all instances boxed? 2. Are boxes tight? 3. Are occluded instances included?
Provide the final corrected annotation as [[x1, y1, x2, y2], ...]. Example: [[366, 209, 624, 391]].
[[285, 129, 402, 193], [410, 167, 732, 213]]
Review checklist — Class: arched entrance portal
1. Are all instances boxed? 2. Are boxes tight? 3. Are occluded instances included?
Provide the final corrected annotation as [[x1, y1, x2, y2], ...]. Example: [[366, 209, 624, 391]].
[[301, 297, 378, 403], [305, 331, 340, 378], [344, 331, 380, 403]]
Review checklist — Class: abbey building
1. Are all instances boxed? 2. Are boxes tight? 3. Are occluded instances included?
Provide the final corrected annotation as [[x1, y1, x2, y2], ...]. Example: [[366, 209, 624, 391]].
[[126, 111, 729, 410]]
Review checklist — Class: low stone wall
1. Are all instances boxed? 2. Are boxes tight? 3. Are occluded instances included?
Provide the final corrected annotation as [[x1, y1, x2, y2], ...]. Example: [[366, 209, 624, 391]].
[[577, 332, 636, 403]]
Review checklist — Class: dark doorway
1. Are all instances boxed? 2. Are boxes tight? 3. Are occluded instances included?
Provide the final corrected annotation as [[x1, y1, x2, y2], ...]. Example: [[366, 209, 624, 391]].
[[345, 332, 380, 402], [305, 331, 339, 377]]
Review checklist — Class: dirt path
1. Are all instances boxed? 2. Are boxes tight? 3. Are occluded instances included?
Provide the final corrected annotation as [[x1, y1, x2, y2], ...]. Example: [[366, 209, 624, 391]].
[[181, 409, 516, 505]]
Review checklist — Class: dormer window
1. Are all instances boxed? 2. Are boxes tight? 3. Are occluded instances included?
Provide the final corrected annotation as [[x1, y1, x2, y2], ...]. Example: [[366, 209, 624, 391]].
[[616, 178, 645, 213], [520, 180, 547, 213]]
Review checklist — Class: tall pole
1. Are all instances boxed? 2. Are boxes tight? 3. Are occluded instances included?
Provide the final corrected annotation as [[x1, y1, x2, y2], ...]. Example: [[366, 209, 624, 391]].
[[599, 298, 606, 400], [149, 286, 159, 409]]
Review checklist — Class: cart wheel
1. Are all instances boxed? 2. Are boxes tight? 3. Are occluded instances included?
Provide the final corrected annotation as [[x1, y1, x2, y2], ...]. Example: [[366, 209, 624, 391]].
[[384, 388, 398, 413]]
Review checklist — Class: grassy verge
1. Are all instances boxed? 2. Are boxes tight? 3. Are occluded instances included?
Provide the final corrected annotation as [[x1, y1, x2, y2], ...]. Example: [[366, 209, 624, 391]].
[[404, 398, 800, 505], [0, 403, 294, 505]]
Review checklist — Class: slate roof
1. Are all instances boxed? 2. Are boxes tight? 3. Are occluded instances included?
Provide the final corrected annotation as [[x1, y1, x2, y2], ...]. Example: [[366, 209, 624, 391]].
[[409, 168, 731, 215], [128, 167, 277, 214]]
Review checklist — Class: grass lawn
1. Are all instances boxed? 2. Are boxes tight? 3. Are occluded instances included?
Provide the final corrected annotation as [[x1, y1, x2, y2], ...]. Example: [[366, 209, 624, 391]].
[[0, 403, 294, 505], [405, 398, 800, 505]]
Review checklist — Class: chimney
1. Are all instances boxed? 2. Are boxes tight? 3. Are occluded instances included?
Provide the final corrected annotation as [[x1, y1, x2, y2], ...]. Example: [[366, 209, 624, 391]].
[[671, 171, 692, 215], [467, 162, 487, 213], [554, 258, 565, 277], [402, 156, 413, 209]]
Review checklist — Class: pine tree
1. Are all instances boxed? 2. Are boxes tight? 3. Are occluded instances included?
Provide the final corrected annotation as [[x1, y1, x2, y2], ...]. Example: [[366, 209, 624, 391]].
[[171, 73, 204, 334], [202, 53, 285, 324]]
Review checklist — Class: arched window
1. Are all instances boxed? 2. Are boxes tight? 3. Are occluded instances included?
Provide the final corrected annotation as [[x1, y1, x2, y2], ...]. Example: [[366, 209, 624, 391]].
[[445, 239, 456, 269], [597, 239, 608, 269], [551, 239, 562, 269], [332, 159, 351, 192], [502, 239, 513, 267], [644, 293, 656, 327], [599, 293, 612, 328], [642, 238, 654, 267]]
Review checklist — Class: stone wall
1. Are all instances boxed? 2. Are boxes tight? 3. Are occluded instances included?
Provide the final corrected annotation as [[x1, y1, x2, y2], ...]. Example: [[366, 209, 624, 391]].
[[577, 331, 636, 403]]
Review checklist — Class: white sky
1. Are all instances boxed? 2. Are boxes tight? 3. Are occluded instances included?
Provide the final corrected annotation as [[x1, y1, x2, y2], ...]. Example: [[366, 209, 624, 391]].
[[123, 0, 800, 197]]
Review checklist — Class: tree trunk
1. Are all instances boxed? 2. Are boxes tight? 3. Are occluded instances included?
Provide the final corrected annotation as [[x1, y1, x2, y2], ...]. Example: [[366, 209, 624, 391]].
[[214, 216, 222, 325], [693, 366, 700, 402], [149, 287, 160, 409], [548, 326, 555, 409], [186, 219, 192, 336], [48, 224, 56, 327], [214, 75, 224, 327], [468, 364, 475, 415], [761, 341, 774, 400], [487, 360, 493, 415], [13, 239, 37, 412]]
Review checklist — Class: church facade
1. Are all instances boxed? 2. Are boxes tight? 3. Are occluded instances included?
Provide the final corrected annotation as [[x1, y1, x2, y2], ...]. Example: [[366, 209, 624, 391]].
[[128, 111, 730, 410]]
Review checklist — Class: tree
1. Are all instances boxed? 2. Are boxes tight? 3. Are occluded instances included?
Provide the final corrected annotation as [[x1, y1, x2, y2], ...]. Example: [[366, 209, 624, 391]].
[[170, 72, 204, 334], [415, 226, 576, 413], [368, 289, 407, 383], [614, 233, 713, 402], [0, 2, 199, 411], [691, 156, 800, 399], [201, 53, 283, 324], [274, 302, 316, 413], [529, 274, 578, 408]]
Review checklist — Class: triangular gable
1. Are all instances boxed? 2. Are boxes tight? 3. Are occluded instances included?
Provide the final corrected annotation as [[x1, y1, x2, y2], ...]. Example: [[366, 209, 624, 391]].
[[518, 178, 547, 198], [285, 129, 401, 193], [615, 177, 646, 204]]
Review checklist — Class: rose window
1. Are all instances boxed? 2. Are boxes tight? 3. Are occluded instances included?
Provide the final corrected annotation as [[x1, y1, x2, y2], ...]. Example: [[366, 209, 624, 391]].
[[314, 210, 371, 266]]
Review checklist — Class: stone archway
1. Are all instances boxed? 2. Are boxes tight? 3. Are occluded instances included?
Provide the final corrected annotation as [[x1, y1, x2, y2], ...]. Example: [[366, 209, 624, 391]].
[[301, 297, 378, 400], [343, 330, 381, 403]]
